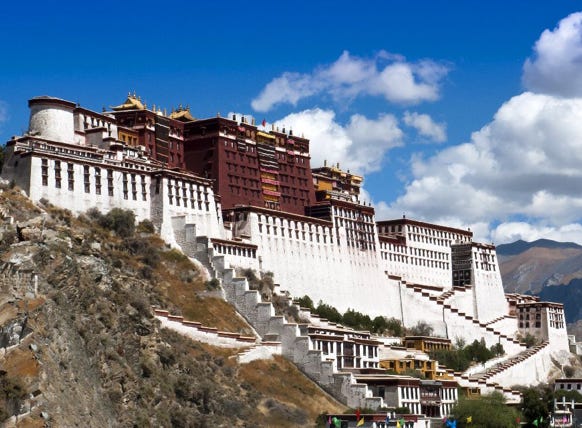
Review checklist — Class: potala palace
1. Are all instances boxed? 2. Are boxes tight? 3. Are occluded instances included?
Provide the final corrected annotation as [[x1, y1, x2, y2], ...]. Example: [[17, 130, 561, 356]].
[[1, 95, 574, 425]]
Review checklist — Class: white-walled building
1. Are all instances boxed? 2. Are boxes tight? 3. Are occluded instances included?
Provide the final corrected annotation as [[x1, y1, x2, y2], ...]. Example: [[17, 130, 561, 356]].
[[1, 95, 574, 400]]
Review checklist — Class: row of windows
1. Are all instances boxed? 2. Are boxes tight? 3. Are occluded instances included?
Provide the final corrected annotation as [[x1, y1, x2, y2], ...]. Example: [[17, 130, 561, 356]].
[[407, 225, 466, 240], [380, 252, 451, 269], [213, 244, 256, 258], [557, 383, 582, 390], [333, 206, 373, 223], [520, 321, 542, 328], [440, 388, 457, 401], [258, 223, 331, 244], [409, 233, 455, 247], [228, 174, 260, 188], [257, 215, 328, 233], [224, 149, 258, 163]]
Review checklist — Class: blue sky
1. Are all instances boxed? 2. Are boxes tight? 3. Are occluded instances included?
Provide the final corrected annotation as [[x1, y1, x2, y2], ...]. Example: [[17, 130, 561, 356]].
[[2, 1, 582, 244]]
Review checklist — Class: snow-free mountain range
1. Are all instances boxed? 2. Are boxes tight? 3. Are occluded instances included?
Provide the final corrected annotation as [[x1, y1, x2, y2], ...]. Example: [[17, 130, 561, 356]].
[[498, 238, 582, 326]]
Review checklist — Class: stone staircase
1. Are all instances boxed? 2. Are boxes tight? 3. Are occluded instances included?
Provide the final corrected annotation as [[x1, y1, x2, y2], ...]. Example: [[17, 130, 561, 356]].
[[404, 283, 525, 354], [188, 236, 386, 409], [463, 341, 549, 383]]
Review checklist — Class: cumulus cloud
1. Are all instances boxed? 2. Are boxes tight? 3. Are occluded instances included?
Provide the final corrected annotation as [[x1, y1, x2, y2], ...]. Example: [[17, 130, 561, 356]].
[[251, 51, 449, 112], [403, 111, 447, 142], [381, 92, 582, 244], [274, 108, 403, 173], [523, 12, 582, 96], [490, 222, 582, 244]]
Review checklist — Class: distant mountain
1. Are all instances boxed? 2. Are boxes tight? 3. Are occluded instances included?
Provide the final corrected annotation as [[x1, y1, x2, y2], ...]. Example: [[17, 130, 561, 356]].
[[496, 239, 582, 256], [537, 279, 582, 324], [498, 239, 582, 295], [498, 238, 582, 325]]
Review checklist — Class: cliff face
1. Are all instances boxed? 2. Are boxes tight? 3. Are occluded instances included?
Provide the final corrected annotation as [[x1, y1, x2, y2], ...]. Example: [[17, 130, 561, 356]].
[[0, 186, 344, 427]]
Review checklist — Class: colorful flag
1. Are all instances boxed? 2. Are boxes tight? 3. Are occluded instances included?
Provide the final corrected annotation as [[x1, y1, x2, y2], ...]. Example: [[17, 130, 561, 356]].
[[327, 415, 331, 427], [356, 408, 361, 421], [262, 119, 266, 127], [466, 415, 472, 423], [357, 417, 364, 427], [533, 418, 539, 427], [396, 421, 400, 428]]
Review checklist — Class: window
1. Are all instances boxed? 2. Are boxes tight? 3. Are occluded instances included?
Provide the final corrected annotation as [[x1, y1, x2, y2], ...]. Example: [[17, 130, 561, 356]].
[[141, 175, 147, 201], [84, 165, 90, 193], [123, 173, 128, 200], [67, 163, 74, 191], [54, 162, 62, 190], [131, 174, 137, 200], [41, 158, 48, 186], [107, 169, 114, 196], [95, 167, 101, 195]]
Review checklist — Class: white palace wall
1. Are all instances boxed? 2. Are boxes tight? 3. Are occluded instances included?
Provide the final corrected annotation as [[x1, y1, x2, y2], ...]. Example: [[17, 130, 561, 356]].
[[228, 210, 403, 318], [2, 97, 573, 365], [447, 287, 475, 319]]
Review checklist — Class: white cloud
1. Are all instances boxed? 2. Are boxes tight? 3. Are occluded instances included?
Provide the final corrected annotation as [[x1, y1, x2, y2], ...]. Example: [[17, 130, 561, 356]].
[[274, 108, 403, 174], [523, 12, 582, 96], [379, 91, 582, 244], [491, 222, 582, 245], [252, 51, 450, 112], [403, 111, 447, 142]]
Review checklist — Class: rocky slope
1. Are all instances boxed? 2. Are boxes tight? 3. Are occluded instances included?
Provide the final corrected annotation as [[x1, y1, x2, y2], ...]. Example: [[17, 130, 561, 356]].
[[0, 185, 344, 427]]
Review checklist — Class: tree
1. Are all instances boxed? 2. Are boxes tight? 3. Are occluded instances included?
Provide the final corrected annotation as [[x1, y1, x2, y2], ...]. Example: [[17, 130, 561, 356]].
[[407, 321, 433, 337], [452, 392, 520, 428], [296, 295, 314, 311], [385, 317, 404, 337], [315, 302, 342, 324], [521, 386, 550, 427]]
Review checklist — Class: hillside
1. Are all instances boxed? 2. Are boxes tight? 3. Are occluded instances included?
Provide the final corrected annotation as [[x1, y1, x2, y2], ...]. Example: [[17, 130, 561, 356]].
[[0, 184, 345, 426], [497, 238, 582, 335], [497, 239, 582, 294]]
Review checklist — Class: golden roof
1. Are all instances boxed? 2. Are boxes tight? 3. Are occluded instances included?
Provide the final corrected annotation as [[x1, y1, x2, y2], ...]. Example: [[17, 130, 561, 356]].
[[112, 93, 145, 111], [170, 106, 196, 122]]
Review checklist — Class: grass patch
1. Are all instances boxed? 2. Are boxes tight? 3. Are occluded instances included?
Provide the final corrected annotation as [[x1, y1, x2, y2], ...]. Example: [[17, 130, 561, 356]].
[[239, 355, 346, 427]]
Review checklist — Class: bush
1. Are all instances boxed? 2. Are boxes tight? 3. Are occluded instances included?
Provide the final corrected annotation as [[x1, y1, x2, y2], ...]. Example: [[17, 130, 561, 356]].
[[407, 321, 434, 337], [206, 278, 220, 290], [0, 373, 26, 422], [295, 295, 315, 310], [137, 219, 155, 234], [123, 237, 160, 267], [0, 228, 16, 252], [99, 208, 135, 237]]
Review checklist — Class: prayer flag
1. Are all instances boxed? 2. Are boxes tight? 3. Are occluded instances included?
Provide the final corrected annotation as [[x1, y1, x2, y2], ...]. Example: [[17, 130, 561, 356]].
[[466, 415, 472, 423], [357, 417, 364, 426], [262, 119, 266, 127], [356, 408, 361, 420]]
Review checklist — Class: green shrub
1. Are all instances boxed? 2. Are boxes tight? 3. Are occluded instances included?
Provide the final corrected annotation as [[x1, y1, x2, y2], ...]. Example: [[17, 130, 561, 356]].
[[137, 219, 155, 234], [205, 278, 220, 290], [99, 208, 135, 237]]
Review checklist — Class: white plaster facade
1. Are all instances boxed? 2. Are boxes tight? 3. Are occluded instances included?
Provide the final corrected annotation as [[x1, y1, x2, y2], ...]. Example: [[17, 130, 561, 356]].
[[1, 96, 574, 400]]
